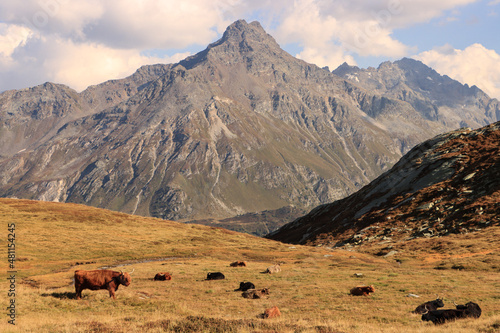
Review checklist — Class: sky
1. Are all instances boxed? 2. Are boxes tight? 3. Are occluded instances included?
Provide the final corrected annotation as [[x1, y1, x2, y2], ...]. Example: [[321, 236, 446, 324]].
[[1, 0, 499, 99]]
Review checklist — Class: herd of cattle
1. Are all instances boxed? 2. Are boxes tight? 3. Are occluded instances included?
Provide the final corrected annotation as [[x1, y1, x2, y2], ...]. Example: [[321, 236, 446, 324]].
[[73, 262, 482, 325], [412, 297, 482, 325]]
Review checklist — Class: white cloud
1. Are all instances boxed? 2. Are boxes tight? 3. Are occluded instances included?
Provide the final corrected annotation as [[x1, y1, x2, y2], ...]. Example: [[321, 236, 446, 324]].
[[0, 0, 104, 39], [0, 0, 233, 49], [270, 0, 455, 70], [268, 0, 478, 70], [416, 43, 500, 99], [41, 38, 191, 92], [274, 1, 355, 68], [0, 24, 32, 56], [0, 23, 32, 74], [0, 0, 236, 92], [385, 0, 477, 28], [0, 32, 191, 92], [0, 0, 494, 93]]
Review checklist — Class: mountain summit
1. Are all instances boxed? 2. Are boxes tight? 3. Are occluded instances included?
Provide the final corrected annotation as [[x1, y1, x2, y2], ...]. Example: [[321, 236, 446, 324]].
[[0, 20, 498, 223], [181, 20, 285, 70]]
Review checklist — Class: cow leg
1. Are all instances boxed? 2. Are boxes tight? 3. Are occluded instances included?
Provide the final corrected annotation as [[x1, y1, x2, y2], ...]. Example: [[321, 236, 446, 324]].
[[75, 286, 82, 299], [108, 288, 116, 299]]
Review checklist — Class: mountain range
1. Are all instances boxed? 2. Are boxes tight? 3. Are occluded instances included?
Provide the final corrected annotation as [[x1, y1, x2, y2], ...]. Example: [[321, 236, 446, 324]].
[[0, 20, 498, 225]]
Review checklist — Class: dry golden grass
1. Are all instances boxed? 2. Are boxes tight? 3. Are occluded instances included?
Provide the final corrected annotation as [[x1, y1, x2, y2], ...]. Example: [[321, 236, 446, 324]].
[[1, 198, 499, 332]]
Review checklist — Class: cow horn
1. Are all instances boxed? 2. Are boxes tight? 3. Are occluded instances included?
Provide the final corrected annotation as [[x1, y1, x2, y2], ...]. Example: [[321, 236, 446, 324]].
[[453, 300, 458, 306], [128, 269, 135, 275], [422, 305, 429, 315]]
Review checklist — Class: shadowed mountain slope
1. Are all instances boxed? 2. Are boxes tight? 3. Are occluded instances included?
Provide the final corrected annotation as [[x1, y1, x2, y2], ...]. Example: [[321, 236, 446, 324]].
[[267, 121, 500, 247]]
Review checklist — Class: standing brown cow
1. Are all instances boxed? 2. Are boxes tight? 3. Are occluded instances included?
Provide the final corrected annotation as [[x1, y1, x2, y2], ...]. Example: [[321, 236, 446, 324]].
[[74, 269, 133, 300]]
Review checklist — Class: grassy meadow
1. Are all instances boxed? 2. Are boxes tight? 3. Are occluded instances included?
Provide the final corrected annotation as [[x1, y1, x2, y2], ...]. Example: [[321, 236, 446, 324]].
[[1, 198, 499, 332]]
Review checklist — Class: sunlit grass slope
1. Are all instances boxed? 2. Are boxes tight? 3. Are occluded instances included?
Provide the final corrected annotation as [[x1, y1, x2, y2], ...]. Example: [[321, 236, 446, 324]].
[[1, 198, 499, 332]]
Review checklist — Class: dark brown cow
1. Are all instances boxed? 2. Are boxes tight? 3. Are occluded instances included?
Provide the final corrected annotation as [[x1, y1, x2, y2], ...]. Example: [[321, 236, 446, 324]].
[[74, 269, 133, 300], [242, 288, 270, 299], [153, 272, 172, 281], [350, 285, 375, 296], [230, 261, 247, 267]]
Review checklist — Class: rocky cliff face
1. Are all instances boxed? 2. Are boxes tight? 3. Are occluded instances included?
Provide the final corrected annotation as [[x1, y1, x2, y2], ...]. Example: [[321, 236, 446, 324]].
[[0, 20, 498, 222], [334, 59, 500, 129], [0, 64, 171, 158], [267, 121, 500, 246]]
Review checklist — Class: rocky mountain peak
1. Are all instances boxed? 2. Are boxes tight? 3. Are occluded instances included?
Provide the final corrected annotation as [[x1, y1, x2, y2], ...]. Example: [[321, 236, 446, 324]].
[[220, 20, 271, 44], [332, 62, 360, 76], [180, 19, 286, 70]]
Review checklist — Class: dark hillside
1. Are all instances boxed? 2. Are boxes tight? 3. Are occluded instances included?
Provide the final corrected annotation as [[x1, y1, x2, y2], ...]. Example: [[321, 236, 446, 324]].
[[268, 121, 500, 252]]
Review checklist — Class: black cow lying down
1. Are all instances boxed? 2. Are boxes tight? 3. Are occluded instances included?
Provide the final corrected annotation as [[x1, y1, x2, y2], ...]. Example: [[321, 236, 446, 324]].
[[413, 297, 444, 314], [206, 272, 225, 280], [235, 281, 255, 291], [421, 301, 481, 325], [455, 301, 482, 318]]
